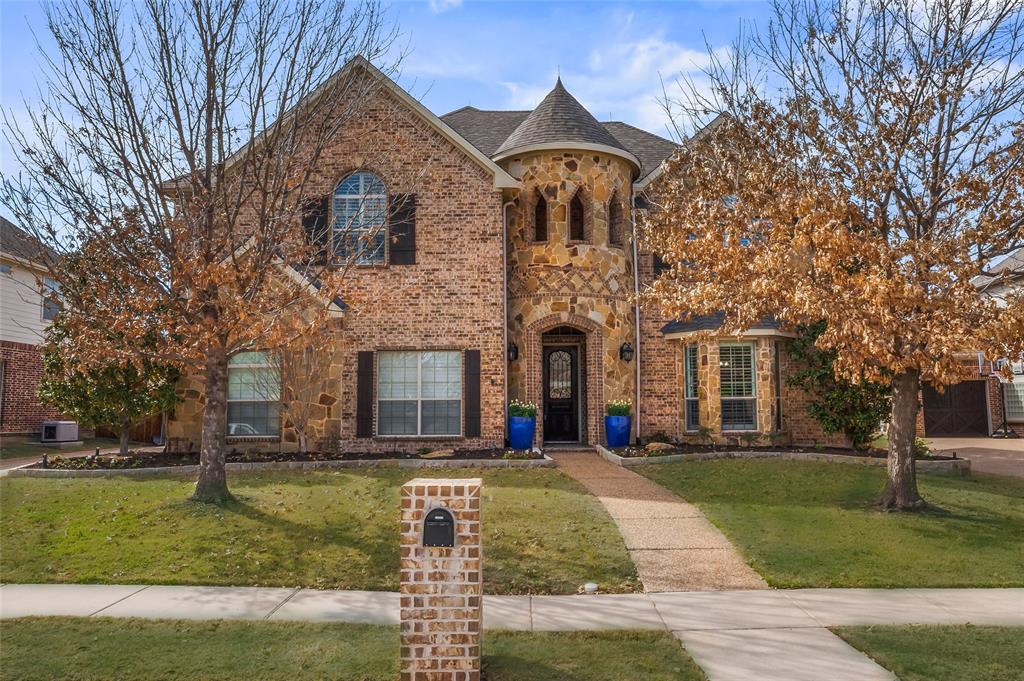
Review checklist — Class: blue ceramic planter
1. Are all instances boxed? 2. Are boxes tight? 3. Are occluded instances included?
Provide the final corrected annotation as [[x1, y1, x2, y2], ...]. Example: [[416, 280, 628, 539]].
[[509, 416, 536, 450], [605, 415, 631, 448]]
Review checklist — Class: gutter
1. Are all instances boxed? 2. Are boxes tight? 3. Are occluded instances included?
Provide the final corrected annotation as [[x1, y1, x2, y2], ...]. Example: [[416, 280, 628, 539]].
[[631, 192, 642, 444]]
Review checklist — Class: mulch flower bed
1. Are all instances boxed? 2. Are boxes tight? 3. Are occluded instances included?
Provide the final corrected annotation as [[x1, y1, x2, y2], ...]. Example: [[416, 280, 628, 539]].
[[32, 447, 543, 470], [610, 443, 958, 461]]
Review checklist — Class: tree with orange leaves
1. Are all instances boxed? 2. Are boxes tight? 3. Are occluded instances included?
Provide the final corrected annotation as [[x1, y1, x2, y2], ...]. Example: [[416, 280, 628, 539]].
[[1, 0, 399, 502], [643, 0, 1024, 508]]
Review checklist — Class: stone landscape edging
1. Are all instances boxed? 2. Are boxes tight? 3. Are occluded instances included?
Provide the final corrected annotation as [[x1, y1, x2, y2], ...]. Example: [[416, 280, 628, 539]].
[[594, 444, 971, 474], [4, 455, 555, 478]]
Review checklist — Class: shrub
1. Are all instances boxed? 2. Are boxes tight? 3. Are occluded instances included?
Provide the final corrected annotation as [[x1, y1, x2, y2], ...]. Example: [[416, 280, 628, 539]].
[[606, 399, 632, 416], [508, 400, 537, 418], [786, 321, 891, 450]]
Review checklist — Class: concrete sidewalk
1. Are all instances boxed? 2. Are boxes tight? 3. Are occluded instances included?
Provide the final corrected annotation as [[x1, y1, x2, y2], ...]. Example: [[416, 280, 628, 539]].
[[4, 584, 1021, 681], [548, 449, 767, 591]]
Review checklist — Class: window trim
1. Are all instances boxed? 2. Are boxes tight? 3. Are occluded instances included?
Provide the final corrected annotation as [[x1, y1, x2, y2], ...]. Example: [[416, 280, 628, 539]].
[[332, 171, 388, 266], [226, 351, 281, 438], [684, 344, 700, 432], [719, 342, 758, 432], [376, 350, 463, 438]]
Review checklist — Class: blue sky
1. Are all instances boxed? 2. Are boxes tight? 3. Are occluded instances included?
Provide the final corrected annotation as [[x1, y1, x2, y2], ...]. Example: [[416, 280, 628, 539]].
[[0, 0, 770, 215]]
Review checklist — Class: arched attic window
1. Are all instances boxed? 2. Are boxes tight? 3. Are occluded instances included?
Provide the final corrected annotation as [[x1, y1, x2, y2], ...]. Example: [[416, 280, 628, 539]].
[[533, 190, 548, 242], [608, 192, 625, 246], [569, 190, 587, 242]]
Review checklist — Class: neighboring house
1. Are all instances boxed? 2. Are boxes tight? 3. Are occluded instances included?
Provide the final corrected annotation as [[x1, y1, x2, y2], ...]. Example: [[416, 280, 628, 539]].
[[167, 57, 847, 451], [0, 216, 62, 435], [918, 250, 1024, 438], [919, 248, 1024, 437]]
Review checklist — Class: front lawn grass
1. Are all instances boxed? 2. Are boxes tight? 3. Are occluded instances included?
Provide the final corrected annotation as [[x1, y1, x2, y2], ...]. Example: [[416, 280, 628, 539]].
[[0, 617, 706, 681], [638, 459, 1024, 588], [835, 625, 1024, 681], [0, 468, 639, 594]]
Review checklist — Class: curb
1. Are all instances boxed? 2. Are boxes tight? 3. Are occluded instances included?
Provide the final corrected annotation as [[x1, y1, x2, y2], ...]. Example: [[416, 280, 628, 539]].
[[593, 444, 971, 474], [5, 455, 556, 478]]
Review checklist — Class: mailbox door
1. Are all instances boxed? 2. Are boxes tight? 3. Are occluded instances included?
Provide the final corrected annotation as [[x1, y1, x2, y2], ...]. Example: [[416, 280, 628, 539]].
[[423, 508, 455, 547]]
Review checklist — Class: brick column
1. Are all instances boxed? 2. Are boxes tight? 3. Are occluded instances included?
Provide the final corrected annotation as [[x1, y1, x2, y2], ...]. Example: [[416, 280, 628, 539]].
[[400, 478, 483, 681]]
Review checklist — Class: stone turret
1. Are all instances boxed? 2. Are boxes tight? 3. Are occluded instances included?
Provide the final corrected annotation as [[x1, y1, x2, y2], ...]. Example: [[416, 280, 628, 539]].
[[500, 80, 640, 446]]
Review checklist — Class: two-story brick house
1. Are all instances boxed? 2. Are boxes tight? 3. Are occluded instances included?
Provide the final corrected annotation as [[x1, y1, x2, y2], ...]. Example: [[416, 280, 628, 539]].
[[0, 216, 62, 436], [167, 57, 845, 451]]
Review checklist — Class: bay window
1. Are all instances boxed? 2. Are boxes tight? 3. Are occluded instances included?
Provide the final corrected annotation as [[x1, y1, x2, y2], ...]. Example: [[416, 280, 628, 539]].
[[378, 351, 462, 436]]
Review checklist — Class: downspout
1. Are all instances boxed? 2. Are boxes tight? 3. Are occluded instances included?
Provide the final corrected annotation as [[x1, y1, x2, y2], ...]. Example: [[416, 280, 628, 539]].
[[631, 190, 642, 444], [502, 198, 515, 447]]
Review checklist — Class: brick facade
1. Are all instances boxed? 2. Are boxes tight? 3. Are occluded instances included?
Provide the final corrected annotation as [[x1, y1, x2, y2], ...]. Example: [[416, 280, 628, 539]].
[[168, 76, 506, 453], [0, 340, 61, 435], [400, 478, 482, 681]]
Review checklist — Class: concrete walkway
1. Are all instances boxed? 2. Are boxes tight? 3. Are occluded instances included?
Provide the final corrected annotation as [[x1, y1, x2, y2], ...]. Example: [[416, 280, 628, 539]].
[[928, 436, 1024, 477], [548, 449, 767, 591], [3, 584, 1022, 681]]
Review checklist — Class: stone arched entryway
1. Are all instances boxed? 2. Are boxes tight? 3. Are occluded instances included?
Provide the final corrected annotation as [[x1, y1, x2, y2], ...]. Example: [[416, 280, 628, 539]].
[[524, 313, 604, 446]]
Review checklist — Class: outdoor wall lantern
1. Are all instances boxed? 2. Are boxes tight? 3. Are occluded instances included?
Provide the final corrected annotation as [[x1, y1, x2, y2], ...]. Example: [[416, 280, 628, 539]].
[[507, 342, 519, 362], [619, 342, 635, 363]]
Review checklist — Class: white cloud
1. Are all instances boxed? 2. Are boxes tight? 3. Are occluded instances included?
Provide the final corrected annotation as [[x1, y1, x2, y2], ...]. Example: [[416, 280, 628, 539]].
[[427, 0, 462, 13], [499, 31, 725, 138]]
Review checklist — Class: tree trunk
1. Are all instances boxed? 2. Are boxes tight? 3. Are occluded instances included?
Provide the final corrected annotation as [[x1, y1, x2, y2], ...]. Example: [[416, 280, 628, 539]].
[[880, 369, 925, 510], [299, 430, 308, 455], [119, 428, 130, 456], [193, 346, 231, 503]]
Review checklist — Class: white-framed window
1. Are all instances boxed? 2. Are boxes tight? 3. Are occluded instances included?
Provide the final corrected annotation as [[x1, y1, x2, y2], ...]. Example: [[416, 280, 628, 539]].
[[333, 171, 387, 265], [684, 344, 700, 431], [227, 351, 280, 436], [41, 277, 60, 321], [720, 342, 756, 431], [378, 351, 462, 436], [1006, 383, 1024, 423]]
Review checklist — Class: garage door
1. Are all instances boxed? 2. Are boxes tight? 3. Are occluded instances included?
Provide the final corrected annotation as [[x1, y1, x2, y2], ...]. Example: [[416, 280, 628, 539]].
[[922, 381, 989, 436]]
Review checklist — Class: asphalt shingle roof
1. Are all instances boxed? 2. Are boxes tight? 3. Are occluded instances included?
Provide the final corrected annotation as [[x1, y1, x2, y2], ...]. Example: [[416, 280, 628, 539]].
[[493, 79, 629, 158], [0, 216, 56, 264], [441, 97, 679, 181]]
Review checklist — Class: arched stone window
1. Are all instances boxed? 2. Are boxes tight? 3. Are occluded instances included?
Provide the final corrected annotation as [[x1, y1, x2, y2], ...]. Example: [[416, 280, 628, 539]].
[[608, 192, 625, 247], [334, 171, 387, 264], [533, 190, 548, 242], [569, 191, 586, 242]]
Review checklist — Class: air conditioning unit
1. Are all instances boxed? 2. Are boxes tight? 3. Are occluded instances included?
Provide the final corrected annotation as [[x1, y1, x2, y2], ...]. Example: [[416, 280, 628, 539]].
[[40, 421, 79, 443]]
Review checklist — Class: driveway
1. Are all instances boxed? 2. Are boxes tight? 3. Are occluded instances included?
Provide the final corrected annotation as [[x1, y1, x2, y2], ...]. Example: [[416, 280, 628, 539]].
[[927, 436, 1024, 478]]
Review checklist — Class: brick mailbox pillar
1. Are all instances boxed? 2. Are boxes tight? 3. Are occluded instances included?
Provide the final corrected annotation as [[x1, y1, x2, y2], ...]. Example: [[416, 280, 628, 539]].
[[400, 478, 483, 681]]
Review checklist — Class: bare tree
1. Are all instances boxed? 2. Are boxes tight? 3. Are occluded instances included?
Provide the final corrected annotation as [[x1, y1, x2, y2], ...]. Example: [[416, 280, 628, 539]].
[[647, 0, 1024, 508], [1, 0, 402, 502]]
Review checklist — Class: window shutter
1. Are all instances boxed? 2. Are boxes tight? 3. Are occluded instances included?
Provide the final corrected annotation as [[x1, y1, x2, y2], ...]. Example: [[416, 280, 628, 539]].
[[356, 351, 374, 438], [464, 349, 481, 438], [653, 253, 669, 275], [302, 196, 331, 261], [389, 194, 416, 265]]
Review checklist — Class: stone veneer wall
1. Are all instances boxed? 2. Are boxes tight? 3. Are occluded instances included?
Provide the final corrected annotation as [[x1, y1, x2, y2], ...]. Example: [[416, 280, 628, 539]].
[[168, 78, 506, 452], [503, 151, 637, 445]]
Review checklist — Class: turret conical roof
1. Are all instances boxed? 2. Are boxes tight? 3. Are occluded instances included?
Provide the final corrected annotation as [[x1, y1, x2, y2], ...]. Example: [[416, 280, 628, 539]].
[[493, 79, 632, 160]]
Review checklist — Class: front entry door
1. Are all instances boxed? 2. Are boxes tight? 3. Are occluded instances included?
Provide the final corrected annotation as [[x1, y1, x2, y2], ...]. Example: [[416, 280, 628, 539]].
[[543, 346, 579, 442]]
